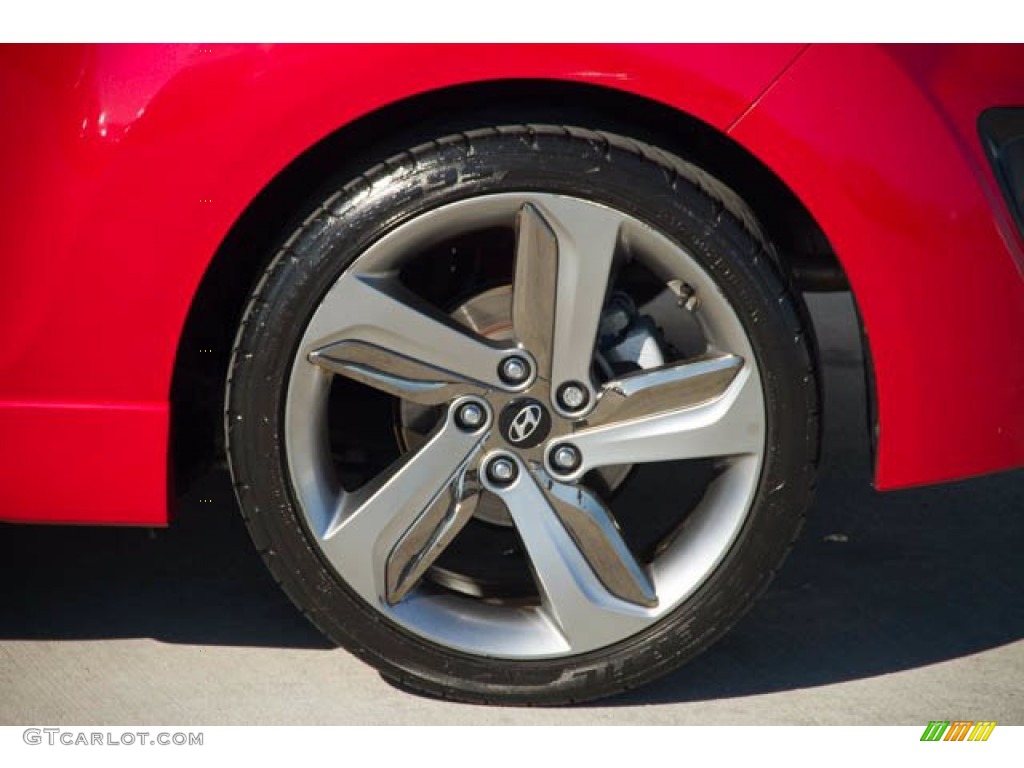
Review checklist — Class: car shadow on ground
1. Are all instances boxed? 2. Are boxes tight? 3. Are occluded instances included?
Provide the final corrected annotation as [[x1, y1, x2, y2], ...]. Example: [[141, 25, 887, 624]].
[[1, 294, 1021, 702], [0, 468, 334, 651]]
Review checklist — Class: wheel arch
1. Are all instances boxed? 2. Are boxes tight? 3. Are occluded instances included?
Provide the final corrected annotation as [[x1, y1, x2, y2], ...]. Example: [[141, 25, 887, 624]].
[[171, 77, 855, 497]]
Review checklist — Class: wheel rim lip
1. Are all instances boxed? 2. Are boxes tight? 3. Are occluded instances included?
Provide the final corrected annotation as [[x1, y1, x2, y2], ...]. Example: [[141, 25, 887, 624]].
[[283, 192, 766, 659]]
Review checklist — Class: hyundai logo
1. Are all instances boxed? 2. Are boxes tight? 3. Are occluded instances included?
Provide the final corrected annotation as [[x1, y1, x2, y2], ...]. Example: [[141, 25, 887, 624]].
[[509, 404, 543, 443], [499, 398, 551, 449]]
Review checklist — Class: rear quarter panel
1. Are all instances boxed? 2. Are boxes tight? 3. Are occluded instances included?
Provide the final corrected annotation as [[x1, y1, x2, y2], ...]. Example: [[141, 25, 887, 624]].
[[0, 43, 803, 523], [730, 43, 1024, 488]]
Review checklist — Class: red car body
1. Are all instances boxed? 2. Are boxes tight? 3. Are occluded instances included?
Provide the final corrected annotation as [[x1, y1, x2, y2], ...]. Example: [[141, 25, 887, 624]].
[[0, 43, 1021, 526]]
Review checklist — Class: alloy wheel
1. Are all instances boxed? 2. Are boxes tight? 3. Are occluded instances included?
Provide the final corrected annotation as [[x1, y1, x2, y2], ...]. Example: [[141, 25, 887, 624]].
[[283, 192, 766, 658]]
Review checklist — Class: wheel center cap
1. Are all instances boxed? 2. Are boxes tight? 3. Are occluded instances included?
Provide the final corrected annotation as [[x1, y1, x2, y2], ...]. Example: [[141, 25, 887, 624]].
[[499, 398, 551, 449]]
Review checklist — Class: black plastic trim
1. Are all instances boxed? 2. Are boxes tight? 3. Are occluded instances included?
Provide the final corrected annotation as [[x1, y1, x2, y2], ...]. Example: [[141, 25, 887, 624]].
[[978, 107, 1024, 236]]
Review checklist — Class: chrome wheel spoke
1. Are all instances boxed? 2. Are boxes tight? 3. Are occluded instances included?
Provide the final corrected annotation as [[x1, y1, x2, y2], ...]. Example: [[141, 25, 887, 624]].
[[511, 200, 621, 390], [511, 203, 559, 380], [499, 469, 654, 649], [309, 339, 488, 405], [570, 355, 763, 473], [385, 472, 482, 605], [304, 273, 508, 403], [532, 468, 656, 607], [587, 353, 743, 426], [319, 411, 487, 605]]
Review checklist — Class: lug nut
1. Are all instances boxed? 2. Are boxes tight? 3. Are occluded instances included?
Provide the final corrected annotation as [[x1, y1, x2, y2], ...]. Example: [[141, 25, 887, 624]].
[[550, 443, 582, 474], [499, 355, 531, 385], [485, 456, 519, 486], [557, 382, 589, 412], [455, 402, 486, 431]]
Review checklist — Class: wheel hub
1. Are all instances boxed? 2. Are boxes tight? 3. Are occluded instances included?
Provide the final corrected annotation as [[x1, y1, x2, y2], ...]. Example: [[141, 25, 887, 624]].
[[397, 284, 631, 530]]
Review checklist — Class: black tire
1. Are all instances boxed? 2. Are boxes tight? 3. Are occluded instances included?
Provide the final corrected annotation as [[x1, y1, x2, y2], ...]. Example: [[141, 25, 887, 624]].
[[226, 125, 820, 705]]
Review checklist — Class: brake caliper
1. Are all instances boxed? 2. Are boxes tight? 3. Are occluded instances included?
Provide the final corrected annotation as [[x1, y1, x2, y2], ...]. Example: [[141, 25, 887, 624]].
[[597, 292, 667, 375]]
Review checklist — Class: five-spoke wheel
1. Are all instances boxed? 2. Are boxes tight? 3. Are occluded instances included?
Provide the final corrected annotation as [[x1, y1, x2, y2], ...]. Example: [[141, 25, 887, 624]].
[[286, 193, 764, 656], [227, 125, 818, 703]]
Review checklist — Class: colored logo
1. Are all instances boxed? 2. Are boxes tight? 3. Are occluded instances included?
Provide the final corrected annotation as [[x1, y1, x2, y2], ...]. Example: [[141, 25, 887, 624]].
[[920, 721, 996, 742]]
